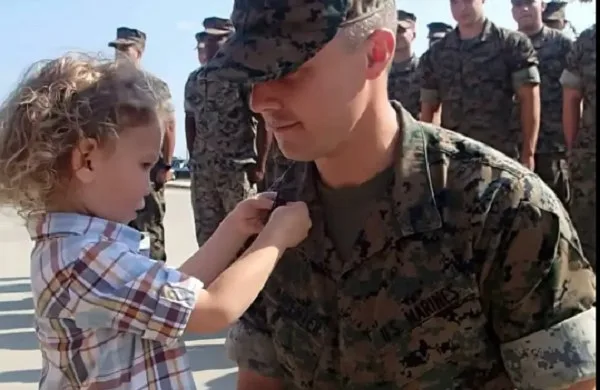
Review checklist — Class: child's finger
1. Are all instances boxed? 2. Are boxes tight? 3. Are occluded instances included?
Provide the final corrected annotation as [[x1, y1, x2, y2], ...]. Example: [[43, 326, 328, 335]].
[[248, 195, 275, 210]]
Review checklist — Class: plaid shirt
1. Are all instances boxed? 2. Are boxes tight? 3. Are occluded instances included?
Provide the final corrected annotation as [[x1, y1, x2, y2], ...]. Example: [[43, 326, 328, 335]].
[[28, 212, 203, 389]]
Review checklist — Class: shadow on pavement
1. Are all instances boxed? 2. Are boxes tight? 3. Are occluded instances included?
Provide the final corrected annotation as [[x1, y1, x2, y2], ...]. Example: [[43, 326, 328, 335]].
[[0, 331, 39, 350], [0, 297, 33, 312], [0, 283, 31, 294], [187, 344, 236, 371], [0, 369, 40, 384], [0, 312, 34, 331]]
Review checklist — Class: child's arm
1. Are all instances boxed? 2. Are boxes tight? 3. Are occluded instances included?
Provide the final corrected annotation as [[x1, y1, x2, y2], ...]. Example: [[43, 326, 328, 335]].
[[178, 215, 248, 286], [185, 226, 286, 334]]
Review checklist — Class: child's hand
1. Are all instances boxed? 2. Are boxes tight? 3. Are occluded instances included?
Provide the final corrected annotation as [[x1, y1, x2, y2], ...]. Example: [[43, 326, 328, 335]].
[[263, 201, 312, 248], [225, 192, 276, 237]]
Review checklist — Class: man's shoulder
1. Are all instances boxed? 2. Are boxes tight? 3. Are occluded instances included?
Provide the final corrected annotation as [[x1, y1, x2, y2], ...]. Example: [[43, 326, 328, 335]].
[[418, 123, 567, 213], [185, 68, 202, 86], [577, 24, 596, 44], [420, 122, 526, 175]]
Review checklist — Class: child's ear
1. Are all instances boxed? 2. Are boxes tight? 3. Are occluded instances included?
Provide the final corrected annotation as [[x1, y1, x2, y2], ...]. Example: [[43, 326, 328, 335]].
[[72, 138, 99, 183]]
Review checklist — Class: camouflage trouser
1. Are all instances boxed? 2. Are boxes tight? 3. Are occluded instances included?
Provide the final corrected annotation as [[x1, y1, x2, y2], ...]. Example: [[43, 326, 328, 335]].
[[129, 184, 166, 262], [534, 152, 571, 208], [568, 148, 596, 271], [190, 160, 257, 247]]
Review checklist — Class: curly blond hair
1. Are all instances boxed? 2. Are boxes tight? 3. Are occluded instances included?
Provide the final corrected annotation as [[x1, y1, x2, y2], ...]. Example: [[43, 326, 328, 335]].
[[0, 53, 162, 217]]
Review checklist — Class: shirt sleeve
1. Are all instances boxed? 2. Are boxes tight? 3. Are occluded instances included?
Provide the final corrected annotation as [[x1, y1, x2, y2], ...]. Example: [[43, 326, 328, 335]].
[[560, 33, 586, 90], [225, 294, 283, 378], [69, 241, 204, 344], [418, 49, 440, 104], [477, 173, 596, 390], [184, 70, 198, 114], [506, 32, 540, 91]]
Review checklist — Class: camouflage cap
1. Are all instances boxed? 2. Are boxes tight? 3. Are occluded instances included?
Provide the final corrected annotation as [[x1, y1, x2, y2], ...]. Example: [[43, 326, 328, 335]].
[[108, 27, 147, 49], [195, 31, 208, 42], [427, 22, 453, 39], [397, 10, 416, 29], [203, 17, 235, 36], [542, 1, 568, 21], [200, 0, 394, 82]]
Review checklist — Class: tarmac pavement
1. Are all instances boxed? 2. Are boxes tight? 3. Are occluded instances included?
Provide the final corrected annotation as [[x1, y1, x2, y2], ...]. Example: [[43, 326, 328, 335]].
[[0, 183, 236, 389]]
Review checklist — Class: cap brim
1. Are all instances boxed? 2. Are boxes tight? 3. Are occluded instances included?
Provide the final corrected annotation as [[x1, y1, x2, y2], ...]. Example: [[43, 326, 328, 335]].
[[108, 39, 134, 48], [204, 28, 233, 36], [199, 29, 332, 83], [397, 21, 413, 29]]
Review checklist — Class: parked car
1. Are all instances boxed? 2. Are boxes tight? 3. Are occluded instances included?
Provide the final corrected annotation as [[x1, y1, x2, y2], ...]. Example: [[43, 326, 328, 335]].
[[172, 159, 190, 180]]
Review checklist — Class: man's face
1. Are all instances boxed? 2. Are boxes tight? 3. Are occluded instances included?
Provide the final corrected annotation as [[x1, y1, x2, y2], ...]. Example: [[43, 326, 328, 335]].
[[511, 0, 544, 30], [197, 42, 208, 65], [450, 0, 485, 26], [203, 35, 227, 62], [249, 29, 394, 162], [114, 45, 140, 61], [395, 25, 415, 51]]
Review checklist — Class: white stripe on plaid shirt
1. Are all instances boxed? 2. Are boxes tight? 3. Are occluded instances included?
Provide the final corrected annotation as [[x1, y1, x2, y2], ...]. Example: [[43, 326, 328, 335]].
[[28, 212, 204, 389]]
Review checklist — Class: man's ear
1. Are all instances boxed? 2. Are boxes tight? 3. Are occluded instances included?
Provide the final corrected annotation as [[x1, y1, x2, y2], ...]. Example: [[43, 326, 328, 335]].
[[71, 138, 100, 184], [365, 28, 395, 80]]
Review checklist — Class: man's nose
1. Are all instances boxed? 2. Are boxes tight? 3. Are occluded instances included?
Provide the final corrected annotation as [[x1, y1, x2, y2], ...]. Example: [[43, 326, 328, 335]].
[[250, 81, 284, 114]]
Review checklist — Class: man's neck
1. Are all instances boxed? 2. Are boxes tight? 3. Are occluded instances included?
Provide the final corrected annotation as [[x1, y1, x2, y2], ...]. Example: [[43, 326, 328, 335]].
[[315, 97, 399, 188], [519, 23, 543, 37], [393, 48, 412, 63], [458, 17, 486, 40]]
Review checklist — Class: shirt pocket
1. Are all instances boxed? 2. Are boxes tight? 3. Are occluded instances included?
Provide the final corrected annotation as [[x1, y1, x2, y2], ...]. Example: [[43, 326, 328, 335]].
[[266, 297, 326, 387], [369, 267, 488, 387]]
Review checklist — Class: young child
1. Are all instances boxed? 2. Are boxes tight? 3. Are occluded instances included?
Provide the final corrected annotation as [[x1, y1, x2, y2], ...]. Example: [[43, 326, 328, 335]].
[[0, 54, 311, 389]]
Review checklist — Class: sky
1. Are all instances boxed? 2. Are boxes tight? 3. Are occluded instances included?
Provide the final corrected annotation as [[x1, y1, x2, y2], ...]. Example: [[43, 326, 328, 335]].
[[0, 0, 596, 158]]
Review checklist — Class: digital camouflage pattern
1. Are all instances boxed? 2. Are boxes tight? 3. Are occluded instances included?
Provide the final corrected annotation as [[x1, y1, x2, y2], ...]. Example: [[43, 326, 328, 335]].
[[517, 26, 573, 154], [199, 0, 393, 82], [129, 186, 166, 261], [184, 68, 202, 115], [226, 104, 596, 389], [512, 26, 573, 205], [560, 24, 597, 268], [388, 56, 421, 117], [186, 74, 259, 246], [128, 71, 174, 262], [190, 159, 256, 246], [420, 18, 540, 157]]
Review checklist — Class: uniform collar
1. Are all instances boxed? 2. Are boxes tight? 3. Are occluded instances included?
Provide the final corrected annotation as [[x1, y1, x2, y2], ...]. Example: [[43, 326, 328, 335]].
[[276, 103, 442, 274]]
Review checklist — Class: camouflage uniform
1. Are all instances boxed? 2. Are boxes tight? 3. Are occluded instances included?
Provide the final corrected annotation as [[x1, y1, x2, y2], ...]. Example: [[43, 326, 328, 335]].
[[426, 22, 453, 48], [560, 24, 597, 268], [200, 0, 596, 388], [512, 26, 573, 206], [420, 19, 540, 157], [187, 18, 259, 247], [109, 27, 173, 262], [387, 11, 420, 117]]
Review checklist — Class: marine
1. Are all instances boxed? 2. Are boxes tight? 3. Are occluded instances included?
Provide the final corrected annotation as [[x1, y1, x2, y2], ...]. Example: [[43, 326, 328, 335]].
[[200, 0, 597, 388], [109, 27, 175, 262], [542, 1, 578, 38], [511, 0, 573, 206], [387, 10, 420, 117], [426, 22, 453, 47], [419, 0, 541, 169], [187, 17, 269, 246], [561, 23, 597, 269]]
